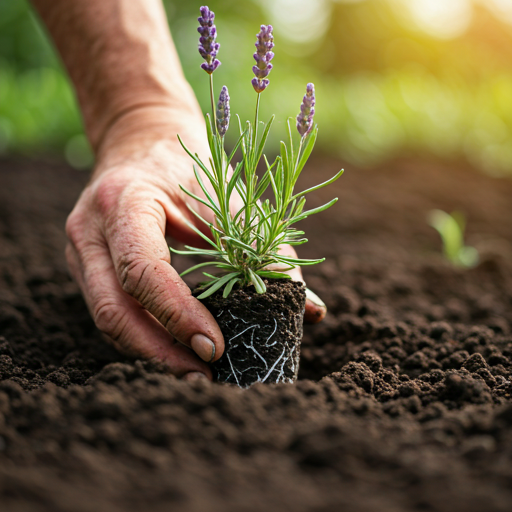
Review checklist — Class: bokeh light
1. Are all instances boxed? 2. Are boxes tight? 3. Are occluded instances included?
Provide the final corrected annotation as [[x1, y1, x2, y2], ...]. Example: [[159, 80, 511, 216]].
[[261, 0, 331, 47], [397, 0, 473, 39], [3, 0, 512, 175]]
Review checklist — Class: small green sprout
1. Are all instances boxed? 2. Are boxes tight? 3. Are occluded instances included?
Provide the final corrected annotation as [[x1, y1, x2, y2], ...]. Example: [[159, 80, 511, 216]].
[[427, 209, 479, 268], [171, 10, 343, 299]]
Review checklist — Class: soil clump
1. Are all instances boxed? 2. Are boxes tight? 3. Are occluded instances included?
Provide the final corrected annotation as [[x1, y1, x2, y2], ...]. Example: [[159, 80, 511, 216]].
[[198, 279, 305, 386], [0, 157, 511, 512]]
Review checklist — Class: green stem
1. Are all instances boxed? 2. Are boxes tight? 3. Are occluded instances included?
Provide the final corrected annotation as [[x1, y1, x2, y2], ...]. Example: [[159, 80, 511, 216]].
[[244, 93, 261, 237], [287, 137, 304, 205], [209, 73, 217, 134], [253, 93, 261, 150], [295, 137, 305, 175]]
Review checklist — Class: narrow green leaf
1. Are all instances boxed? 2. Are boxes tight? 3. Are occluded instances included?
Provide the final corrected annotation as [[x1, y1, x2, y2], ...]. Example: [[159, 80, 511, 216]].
[[256, 271, 292, 280], [184, 203, 215, 230], [170, 247, 224, 258], [179, 261, 222, 277], [169, 247, 200, 256], [179, 184, 222, 218], [177, 134, 217, 185], [192, 165, 221, 212], [237, 115, 248, 159], [227, 128, 248, 165], [248, 269, 266, 294], [291, 169, 344, 201], [284, 238, 308, 246], [274, 255, 325, 266], [267, 162, 281, 212], [294, 125, 318, 180], [234, 178, 248, 203], [290, 196, 306, 219], [197, 272, 240, 299], [182, 220, 220, 250], [280, 141, 289, 184], [182, 245, 225, 256], [205, 113, 214, 142], [223, 277, 240, 298], [221, 236, 259, 256], [205, 114, 219, 171], [261, 259, 295, 271], [226, 161, 244, 203], [254, 115, 275, 165], [287, 197, 338, 224], [254, 169, 272, 200], [287, 118, 295, 166]]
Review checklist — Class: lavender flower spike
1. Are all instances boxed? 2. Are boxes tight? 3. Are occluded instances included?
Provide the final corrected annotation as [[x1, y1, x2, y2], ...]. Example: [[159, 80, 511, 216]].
[[198, 6, 220, 74], [216, 86, 230, 136], [296, 83, 316, 137], [251, 25, 274, 93]]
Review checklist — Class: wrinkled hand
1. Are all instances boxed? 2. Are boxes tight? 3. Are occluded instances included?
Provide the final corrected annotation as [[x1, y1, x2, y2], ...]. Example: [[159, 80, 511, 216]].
[[65, 109, 326, 381]]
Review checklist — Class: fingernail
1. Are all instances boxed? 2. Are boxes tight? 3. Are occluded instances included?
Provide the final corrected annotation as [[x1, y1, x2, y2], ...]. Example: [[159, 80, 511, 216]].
[[305, 287, 326, 308], [182, 372, 209, 382], [190, 334, 216, 363]]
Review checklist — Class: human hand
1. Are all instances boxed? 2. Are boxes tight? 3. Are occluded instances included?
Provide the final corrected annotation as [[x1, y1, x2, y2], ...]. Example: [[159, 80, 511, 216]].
[[65, 107, 326, 381]]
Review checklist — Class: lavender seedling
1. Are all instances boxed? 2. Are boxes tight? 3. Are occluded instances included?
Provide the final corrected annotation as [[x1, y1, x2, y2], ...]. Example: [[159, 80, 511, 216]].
[[173, 6, 343, 299]]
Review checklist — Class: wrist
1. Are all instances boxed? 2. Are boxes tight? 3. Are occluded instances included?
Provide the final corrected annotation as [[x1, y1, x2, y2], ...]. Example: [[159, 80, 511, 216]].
[[93, 104, 208, 177]]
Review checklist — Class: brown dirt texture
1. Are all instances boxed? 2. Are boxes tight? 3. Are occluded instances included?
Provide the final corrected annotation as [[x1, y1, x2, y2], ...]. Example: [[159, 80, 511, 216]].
[[0, 156, 511, 512]]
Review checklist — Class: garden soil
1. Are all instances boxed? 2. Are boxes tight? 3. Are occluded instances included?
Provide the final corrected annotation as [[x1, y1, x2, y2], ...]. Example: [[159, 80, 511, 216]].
[[0, 156, 512, 512]]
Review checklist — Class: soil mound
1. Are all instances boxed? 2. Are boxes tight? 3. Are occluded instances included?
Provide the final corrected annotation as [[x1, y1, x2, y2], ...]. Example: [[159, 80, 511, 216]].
[[0, 157, 511, 512]]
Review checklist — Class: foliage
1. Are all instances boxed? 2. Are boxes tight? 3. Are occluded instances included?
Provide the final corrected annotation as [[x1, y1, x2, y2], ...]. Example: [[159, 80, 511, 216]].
[[174, 114, 341, 298], [427, 209, 479, 268]]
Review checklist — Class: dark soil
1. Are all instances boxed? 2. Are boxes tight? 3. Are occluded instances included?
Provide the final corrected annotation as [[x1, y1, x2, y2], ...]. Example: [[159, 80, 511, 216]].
[[198, 279, 305, 386], [0, 156, 512, 512]]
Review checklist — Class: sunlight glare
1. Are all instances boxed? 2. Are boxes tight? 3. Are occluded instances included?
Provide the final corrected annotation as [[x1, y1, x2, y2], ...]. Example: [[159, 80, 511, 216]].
[[261, 0, 331, 46], [483, 0, 512, 25], [405, 0, 472, 39]]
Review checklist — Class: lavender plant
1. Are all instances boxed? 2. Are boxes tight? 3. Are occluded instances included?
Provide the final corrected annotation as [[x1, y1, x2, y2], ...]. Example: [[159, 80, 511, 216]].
[[172, 6, 343, 299]]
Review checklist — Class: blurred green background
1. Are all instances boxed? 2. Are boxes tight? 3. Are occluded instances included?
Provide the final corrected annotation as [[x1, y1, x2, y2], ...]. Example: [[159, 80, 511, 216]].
[[2, 0, 512, 174]]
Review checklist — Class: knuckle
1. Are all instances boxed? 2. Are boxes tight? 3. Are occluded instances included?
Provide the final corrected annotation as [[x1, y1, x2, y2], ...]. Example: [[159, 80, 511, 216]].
[[65, 211, 83, 245], [162, 305, 184, 333], [93, 300, 129, 341], [93, 175, 126, 217], [117, 255, 187, 334], [65, 244, 80, 279], [119, 257, 153, 300]]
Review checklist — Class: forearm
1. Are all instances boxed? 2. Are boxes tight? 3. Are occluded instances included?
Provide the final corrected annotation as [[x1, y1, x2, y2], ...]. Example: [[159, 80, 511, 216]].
[[31, 0, 203, 154]]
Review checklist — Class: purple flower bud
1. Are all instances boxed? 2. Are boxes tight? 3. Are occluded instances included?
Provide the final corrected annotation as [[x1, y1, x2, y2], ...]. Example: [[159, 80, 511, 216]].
[[251, 78, 269, 94], [251, 25, 274, 93], [198, 6, 221, 74], [296, 83, 316, 137], [216, 86, 230, 136]]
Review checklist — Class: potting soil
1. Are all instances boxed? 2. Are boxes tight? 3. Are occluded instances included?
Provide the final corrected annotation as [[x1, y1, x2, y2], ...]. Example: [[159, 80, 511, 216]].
[[198, 279, 305, 387]]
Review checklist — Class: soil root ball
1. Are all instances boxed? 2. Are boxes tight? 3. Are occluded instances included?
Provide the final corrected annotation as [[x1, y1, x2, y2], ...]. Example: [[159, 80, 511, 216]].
[[197, 280, 306, 388]]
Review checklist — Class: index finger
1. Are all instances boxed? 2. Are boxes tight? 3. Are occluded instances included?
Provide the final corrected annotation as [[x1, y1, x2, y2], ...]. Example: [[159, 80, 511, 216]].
[[102, 191, 225, 363]]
